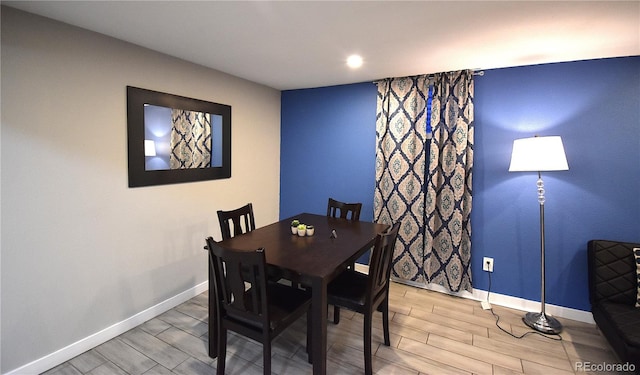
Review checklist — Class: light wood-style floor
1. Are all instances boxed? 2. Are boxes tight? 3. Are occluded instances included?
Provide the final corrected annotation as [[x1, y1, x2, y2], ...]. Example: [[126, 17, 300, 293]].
[[43, 281, 621, 374]]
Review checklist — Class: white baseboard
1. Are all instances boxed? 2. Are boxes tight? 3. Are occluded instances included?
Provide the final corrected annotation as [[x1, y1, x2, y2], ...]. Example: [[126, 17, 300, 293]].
[[5, 281, 208, 375], [470, 285, 595, 324], [354, 264, 595, 324]]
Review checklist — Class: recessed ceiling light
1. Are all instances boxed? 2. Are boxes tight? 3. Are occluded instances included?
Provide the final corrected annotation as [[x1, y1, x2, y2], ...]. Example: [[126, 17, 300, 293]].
[[346, 54, 363, 69]]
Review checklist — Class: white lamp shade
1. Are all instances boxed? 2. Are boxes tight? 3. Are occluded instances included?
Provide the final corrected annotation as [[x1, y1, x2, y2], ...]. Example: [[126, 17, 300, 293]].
[[144, 140, 156, 157], [509, 136, 568, 172]]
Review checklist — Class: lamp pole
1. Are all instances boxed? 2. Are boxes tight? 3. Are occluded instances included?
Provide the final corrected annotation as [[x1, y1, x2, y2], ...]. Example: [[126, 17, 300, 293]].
[[522, 172, 562, 334]]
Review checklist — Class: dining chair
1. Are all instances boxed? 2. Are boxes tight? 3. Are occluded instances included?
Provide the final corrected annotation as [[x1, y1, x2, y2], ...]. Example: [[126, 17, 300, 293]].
[[327, 197, 362, 221], [326, 197, 363, 323], [217, 202, 283, 282], [205, 237, 312, 375], [326, 222, 400, 375], [217, 203, 256, 240]]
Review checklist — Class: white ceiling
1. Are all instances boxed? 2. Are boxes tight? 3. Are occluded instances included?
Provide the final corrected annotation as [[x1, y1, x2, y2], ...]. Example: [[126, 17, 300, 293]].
[[4, 1, 639, 90]]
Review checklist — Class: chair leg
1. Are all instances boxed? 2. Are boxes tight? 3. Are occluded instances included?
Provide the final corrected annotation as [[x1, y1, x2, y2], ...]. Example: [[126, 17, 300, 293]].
[[382, 299, 390, 346], [263, 338, 271, 375], [333, 305, 341, 324], [307, 309, 313, 364], [364, 312, 373, 375], [217, 328, 227, 375]]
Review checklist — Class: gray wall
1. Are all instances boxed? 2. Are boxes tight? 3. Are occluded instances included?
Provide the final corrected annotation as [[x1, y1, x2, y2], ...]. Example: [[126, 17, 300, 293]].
[[1, 7, 281, 372]]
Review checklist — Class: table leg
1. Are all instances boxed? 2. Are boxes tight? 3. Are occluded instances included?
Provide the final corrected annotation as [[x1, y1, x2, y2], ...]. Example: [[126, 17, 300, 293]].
[[311, 277, 327, 375], [208, 261, 218, 359]]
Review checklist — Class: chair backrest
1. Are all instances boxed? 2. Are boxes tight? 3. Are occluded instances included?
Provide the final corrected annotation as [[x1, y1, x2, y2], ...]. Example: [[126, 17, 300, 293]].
[[367, 223, 400, 304], [217, 203, 256, 240], [206, 237, 269, 329], [327, 198, 362, 221]]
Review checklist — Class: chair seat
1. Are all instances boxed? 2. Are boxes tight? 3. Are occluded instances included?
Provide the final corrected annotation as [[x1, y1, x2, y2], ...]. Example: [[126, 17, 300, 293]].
[[266, 283, 312, 330], [327, 270, 368, 311], [597, 302, 640, 347], [227, 282, 310, 331]]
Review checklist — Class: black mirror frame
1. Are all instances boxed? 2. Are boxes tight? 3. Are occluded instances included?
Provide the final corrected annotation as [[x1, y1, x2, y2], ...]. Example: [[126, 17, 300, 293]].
[[127, 86, 231, 187]]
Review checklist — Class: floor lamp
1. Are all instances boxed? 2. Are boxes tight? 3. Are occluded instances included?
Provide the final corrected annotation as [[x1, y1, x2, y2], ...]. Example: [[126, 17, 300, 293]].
[[509, 135, 569, 335]]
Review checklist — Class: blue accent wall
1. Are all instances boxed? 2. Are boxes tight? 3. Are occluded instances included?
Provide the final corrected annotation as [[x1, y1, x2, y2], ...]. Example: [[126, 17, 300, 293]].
[[280, 56, 640, 311], [280, 82, 377, 220]]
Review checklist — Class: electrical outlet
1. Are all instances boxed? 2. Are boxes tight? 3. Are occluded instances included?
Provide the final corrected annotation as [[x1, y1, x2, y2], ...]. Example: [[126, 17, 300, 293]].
[[483, 257, 494, 272]]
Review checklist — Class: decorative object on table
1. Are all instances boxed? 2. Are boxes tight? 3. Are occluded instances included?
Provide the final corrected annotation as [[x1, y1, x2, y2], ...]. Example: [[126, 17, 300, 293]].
[[306, 225, 315, 236], [509, 135, 569, 334], [291, 219, 300, 234], [297, 224, 307, 237]]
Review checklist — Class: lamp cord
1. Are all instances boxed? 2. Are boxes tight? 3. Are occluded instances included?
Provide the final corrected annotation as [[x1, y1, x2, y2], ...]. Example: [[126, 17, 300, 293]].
[[486, 269, 563, 341]]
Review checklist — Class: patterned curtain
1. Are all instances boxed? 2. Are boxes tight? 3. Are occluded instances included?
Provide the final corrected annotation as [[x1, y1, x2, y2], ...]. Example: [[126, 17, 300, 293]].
[[374, 75, 430, 285], [374, 70, 474, 293], [170, 109, 212, 169]]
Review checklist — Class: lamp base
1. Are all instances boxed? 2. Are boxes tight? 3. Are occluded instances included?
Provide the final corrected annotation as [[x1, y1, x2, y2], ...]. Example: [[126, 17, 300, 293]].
[[523, 312, 562, 335]]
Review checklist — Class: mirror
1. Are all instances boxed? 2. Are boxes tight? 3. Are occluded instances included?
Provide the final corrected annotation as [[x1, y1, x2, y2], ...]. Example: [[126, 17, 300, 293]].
[[127, 86, 231, 187]]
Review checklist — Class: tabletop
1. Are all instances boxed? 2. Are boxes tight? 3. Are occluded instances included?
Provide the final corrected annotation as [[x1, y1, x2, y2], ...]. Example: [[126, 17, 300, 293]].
[[216, 212, 389, 283]]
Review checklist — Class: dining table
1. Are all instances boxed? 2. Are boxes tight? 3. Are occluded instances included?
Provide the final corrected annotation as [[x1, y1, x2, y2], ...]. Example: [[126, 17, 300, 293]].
[[207, 212, 389, 375]]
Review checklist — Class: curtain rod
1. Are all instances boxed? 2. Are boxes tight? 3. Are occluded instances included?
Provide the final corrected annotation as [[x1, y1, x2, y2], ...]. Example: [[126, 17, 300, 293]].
[[372, 69, 484, 85]]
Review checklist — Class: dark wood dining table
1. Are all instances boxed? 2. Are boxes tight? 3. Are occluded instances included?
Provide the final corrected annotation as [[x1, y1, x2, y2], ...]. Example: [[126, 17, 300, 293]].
[[208, 212, 388, 375]]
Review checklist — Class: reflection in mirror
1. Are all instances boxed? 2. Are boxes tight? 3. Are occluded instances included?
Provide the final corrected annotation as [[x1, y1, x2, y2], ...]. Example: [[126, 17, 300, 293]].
[[143, 105, 223, 171], [127, 86, 231, 187], [144, 140, 157, 157]]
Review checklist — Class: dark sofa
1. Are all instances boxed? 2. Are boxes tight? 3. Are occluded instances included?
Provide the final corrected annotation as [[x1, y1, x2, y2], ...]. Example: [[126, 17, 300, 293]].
[[588, 239, 640, 368]]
